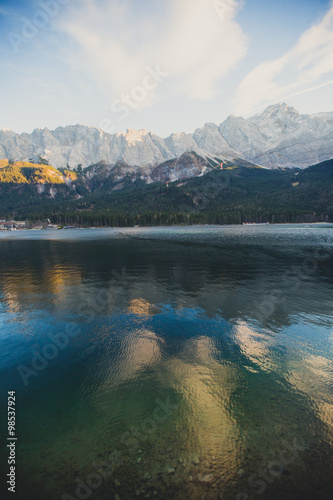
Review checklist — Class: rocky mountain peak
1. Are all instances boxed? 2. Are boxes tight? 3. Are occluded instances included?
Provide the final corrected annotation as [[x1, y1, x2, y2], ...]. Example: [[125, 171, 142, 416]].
[[0, 103, 332, 171]]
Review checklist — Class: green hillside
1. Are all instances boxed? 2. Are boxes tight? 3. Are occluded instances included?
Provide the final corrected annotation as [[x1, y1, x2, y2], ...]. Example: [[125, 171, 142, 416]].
[[0, 160, 79, 184], [0, 159, 332, 226], [0, 160, 89, 218]]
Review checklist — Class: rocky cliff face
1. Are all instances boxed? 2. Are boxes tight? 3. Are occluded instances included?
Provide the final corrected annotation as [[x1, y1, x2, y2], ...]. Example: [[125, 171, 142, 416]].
[[1, 103, 332, 172], [86, 152, 214, 190], [247, 104, 333, 168]]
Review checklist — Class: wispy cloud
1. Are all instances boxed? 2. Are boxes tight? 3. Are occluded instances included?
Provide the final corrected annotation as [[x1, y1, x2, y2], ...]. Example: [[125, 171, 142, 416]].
[[57, 0, 248, 108], [233, 3, 333, 116]]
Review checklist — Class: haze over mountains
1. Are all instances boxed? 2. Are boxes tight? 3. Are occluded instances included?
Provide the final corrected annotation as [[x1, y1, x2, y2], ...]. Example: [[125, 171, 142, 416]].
[[1, 103, 333, 172]]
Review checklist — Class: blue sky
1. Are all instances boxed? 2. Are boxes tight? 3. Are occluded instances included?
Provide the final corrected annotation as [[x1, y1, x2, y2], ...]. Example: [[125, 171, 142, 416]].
[[0, 0, 332, 136]]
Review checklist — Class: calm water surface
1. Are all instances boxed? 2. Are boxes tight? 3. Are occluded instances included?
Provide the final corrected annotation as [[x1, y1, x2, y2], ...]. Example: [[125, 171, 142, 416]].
[[0, 225, 333, 500]]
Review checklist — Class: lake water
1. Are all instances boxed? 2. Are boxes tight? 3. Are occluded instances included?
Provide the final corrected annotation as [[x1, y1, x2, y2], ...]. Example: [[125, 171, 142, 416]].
[[0, 225, 333, 500]]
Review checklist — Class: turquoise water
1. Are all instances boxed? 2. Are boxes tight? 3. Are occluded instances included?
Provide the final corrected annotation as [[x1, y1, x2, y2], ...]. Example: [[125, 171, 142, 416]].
[[0, 225, 333, 500]]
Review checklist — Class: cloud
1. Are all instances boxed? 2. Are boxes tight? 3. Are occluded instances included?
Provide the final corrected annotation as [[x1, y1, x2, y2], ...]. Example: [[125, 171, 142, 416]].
[[57, 0, 248, 108], [233, 3, 333, 116]]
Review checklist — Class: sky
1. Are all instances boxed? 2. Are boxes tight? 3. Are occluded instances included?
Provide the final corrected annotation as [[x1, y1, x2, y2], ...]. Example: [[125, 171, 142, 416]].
[[0, 0, 332, 136]]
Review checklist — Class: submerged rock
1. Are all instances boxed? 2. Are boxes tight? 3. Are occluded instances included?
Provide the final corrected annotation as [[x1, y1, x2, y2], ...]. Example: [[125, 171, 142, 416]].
[[200, 473, 214, 483]]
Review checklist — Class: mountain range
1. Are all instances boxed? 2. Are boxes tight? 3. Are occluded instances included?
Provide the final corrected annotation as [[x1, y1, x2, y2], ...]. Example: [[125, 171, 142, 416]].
[[1, 103, 333, 174], [0, 157, 332, 227]]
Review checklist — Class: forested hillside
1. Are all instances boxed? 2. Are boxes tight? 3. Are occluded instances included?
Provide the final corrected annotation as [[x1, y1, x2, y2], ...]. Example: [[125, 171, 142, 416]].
[[0, 159, 332, 226]]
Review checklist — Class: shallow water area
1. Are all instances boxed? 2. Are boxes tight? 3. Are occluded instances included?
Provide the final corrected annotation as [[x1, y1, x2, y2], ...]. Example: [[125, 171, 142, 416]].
[[0, 224, 333, 499]]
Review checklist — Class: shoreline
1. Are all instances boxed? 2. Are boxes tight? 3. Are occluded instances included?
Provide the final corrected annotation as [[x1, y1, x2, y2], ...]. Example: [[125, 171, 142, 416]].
[[1, 221, 333, 233]]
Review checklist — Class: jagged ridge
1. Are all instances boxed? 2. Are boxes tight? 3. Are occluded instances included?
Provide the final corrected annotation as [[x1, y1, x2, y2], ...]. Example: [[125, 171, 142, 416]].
[[0, 103, 333, 171]]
